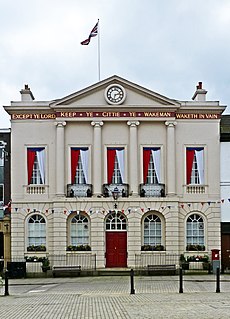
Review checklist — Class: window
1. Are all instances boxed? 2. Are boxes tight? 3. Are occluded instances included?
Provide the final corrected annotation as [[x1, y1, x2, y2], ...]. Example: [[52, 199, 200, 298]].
[[71, 148, 88, 184], [0, 184, 3, 205], [186, 147, 204, 185], [107, 148, 124, 184], [105, 211, 127, 230], [143, 214, 162, 245], [186, 214, 204, 248], [27, 148, 45, 185], [0, 147, 4, 167], [143, 148, 161, 184], [70, 213, 90, 245], [28, 214, 46, 247]]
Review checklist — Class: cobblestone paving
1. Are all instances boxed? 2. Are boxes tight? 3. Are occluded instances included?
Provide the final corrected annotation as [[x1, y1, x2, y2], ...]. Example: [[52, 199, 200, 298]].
[[1, 275, 230, 319]]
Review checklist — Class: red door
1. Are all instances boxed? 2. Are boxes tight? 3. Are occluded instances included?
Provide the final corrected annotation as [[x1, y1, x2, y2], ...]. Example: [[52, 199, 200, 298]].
[[106, 232, 127, 267]]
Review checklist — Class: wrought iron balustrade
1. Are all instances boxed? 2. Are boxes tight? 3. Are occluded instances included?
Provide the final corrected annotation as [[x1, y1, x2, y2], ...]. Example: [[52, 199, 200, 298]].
[[139, 183, 165, 197], [67, 184, 93, 197], [102, 184, 129, 198]]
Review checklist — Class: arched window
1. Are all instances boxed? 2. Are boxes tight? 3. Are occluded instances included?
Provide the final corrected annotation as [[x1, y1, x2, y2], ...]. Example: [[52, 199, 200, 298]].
[[28, 214, 46, 246], [143, 214, 162, 246], [70, 213, 89, 245], [186, 214, 205, 249], [105, 212, 127, 230]]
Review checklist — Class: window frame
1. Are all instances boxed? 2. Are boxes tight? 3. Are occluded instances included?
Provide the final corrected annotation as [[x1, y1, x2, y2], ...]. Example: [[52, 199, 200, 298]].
[[142, 213, 162, 246], [186, 146, 205, 185], [27, 213, 47, 248], [68, 212, 90, 246], [186, 213, 205, 249], [27, 147, 46, 185]]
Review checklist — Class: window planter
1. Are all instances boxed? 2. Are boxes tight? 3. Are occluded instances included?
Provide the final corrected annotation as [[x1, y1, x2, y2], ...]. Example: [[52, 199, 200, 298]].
[[186, 245, 205, 251], [27, 245, 46, 252], [66, 245, 91, 252], [141, 245, 165, 251]]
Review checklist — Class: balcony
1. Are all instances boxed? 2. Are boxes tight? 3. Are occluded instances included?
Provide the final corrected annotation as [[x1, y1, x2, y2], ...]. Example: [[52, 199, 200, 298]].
[[139, 183, 165, 197], [67, 184, 93, 198], [102, 184, 129, 198], [186, 184, 206, 194], [26, 185, 46, 194]]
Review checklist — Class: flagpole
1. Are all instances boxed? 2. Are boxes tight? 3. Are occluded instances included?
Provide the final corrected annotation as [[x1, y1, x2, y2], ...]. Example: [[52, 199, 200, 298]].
[[98, 19, 101, 81]]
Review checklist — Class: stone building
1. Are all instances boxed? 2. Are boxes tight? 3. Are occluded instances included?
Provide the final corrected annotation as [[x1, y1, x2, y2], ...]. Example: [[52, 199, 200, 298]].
[[0, 129, 11, 269], [3, 76, 225, 269]]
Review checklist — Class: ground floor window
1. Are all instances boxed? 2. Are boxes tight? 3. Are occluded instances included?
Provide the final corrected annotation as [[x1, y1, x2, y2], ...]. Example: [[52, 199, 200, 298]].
[[70, 213, 90, 246], [143, 214, 162, 246], [186, 213, 205, 250], [105, 211, 127, 230], [27, 214, 46, 248]]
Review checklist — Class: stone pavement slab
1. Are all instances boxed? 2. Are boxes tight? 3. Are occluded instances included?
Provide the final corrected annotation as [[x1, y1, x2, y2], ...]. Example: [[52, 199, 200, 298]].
[[1, 275, 230, 319]]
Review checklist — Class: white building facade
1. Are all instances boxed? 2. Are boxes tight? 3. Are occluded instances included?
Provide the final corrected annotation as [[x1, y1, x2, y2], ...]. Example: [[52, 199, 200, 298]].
[[4, 76, 225, 268]]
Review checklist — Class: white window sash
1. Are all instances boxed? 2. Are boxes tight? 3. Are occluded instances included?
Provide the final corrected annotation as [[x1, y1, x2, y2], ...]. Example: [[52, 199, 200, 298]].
[[152, 149, 161, 183], [116, 149, 124, 183], [195, 149, 204, 184], [36, 149, 45, 184], [80, 149, 88, 184]]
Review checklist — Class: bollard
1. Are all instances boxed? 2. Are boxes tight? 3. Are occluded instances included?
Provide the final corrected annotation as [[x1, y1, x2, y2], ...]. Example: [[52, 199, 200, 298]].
[[130, 268, 135, 294], [216, 267, 220, 293], [4, 270, 9, 296], [179, 267, 183, 293]]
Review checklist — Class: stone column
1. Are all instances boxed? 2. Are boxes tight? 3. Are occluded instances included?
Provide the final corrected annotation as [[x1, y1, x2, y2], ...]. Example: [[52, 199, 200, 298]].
[[91, 121, 104, 196], [165, 121, 177, 196], [55, 121, 66, 197], [127, 121, 140, 196]]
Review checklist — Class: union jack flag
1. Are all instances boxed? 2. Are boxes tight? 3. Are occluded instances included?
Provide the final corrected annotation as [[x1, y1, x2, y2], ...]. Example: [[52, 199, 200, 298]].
[[81, 21, 98, 45]]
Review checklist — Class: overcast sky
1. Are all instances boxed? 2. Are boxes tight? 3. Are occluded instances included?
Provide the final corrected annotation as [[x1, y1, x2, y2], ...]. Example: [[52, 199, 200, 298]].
[[1, 0, 230, 128]]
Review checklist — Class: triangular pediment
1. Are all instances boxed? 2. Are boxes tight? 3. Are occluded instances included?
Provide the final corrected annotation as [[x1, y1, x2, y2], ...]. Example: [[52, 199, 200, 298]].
[[50, 75, 180, 111]]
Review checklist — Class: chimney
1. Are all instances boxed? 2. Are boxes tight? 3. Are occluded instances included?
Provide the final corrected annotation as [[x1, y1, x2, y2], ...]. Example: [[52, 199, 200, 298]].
[[20, 84, 35, 101], [192, 82, 207, 101]]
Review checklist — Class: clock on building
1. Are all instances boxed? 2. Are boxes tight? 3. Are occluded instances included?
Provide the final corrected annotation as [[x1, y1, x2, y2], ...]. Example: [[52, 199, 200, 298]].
[[105, 84, 126, 105]]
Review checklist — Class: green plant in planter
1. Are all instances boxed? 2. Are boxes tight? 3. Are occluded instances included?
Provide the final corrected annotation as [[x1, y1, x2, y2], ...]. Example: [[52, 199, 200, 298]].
[[66, 245, 91, 251], [41, 257, 50, 272], [27, 245, 46, 252], [141, 245, 164, 251], [186, 244, 205, 251]]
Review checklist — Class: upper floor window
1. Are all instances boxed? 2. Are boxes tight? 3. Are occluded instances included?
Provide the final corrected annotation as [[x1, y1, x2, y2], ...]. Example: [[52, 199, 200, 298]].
[[27, 214, 46, 247], [143, 148, 161, 184], [186, 147, 204, 185], [107, 148, 124, 184], [71, 148, 89, 184], [27, 148, 45, 185]]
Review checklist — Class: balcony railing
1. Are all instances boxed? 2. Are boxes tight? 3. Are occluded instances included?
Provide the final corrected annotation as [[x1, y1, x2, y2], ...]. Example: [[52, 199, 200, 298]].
[[139, 183, 165, 197], [102, 184, 129, 198], [186, 184, 206, 194], [26, 184, 47, 194], [67, 184, 93, 197]]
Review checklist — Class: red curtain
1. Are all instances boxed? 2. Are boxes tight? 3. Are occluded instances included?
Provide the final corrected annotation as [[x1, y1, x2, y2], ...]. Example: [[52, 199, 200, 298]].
[[143, 149, 151, 183], [186, 149, 195, 184], [27, 149, 36, 184], [71, 149, 80, 184], [107, 149, 116, 184]]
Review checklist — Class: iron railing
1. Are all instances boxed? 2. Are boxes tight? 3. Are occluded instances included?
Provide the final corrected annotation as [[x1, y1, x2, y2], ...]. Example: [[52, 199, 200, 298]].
[[139, 183, 165, 197], [5, 253, 96, 274], [102, 184, 129, 198], [67, 184, 93, 197]]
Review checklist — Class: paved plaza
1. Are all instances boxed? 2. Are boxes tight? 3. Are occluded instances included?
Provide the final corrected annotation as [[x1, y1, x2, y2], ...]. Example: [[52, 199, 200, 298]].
[[1, 274, 230, 318]]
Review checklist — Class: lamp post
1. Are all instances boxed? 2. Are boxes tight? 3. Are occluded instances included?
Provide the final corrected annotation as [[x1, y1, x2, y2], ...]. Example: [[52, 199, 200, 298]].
[[112, 187, 119, 209]]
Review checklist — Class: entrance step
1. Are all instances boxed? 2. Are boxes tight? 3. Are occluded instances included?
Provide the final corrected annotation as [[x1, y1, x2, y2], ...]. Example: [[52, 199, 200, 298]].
[[96, 268, 131, 276]]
